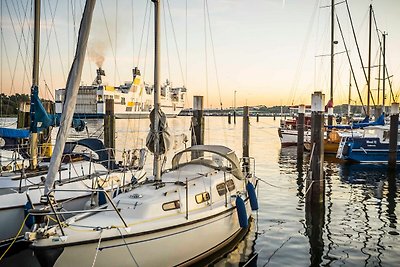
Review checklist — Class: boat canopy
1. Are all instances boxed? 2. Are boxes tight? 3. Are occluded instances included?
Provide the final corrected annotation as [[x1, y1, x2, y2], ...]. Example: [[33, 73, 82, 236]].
[[171, 145, 244, 180], [326, 114, 384, 130]]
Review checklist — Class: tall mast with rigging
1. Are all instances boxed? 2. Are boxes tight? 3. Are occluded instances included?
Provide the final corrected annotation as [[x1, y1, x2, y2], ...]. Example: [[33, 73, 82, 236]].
[[29, 0, 40, 170], [152, 0, 161, 181], [367, 4, 372, 116], [328, 0, 335, 127]]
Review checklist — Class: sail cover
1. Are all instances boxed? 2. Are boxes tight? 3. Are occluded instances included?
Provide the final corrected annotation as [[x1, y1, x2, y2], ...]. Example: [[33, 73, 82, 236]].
[[146, 109, 171, 155]]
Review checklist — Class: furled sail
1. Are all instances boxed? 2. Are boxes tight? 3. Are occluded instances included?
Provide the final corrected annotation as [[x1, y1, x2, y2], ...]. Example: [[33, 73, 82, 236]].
[[146, 109, 171, 155], [44, 0, 96, 195]]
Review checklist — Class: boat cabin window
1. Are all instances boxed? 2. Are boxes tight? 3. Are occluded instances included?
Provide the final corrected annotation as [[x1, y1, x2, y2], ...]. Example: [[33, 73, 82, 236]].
[[216, 183, 227, 196], [195, 192, 210, 204], [226, 179, 235, 192], [162, 200, 180, 211], [121, 97, 126, 105]]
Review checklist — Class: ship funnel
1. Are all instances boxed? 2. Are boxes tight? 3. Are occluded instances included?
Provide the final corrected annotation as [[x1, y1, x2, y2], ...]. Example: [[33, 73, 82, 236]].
[[93, 67, 105, 85], [132, 67, 141, 80]]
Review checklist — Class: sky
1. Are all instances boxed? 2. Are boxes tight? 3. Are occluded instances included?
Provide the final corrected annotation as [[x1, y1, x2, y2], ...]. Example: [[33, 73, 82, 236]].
[[0, 0, 399, 108]]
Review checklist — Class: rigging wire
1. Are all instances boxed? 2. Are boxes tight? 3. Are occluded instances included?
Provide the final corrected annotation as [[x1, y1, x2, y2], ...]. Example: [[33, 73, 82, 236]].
[[185, 0, 188, 88], [166, 0, 186, 86], [371, 8, 395, 102], [162, 1, 171, 80], [5, 0, 32, 97], [41, 0, 55, 99], [288, 0, 319, 105], [13, 0, 32, 94], [131, 0, 135, 67], [47, 0, 66, 82], [0, 0, 3, 118], [136, 0, 150, 68], [336, 14, 366, 114], [99, 0, 121, 84], [204, 0, 222, 109], [114, 1, 118, 85], [142, 4, 152, 80]]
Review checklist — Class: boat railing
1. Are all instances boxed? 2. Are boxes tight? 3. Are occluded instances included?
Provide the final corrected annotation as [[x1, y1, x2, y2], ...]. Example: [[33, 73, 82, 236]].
[[27, 187, 128, 235]]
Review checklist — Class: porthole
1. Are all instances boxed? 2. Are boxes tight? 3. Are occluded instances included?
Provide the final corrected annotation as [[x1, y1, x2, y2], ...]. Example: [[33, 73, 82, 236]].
[[216, 183, 227, 196], [162, 200, 180, 211], [195, 192, 210, 204]]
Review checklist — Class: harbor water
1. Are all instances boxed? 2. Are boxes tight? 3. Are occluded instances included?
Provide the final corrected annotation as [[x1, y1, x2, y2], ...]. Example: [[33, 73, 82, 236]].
[[1, 116, 399, 266]]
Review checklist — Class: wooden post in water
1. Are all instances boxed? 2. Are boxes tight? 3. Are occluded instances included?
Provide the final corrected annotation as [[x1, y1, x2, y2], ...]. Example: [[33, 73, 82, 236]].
[[104, 99, 115, 169], [233, 110, 236, 124], [297, 104, 305, 160], [305, 92, 325, 266], [256, 113, 259, 122], [191, 96, 204, 159], [307, 92, 325, 204], [17, 102, 30, 128], [228, 113, 231, 124], [388, 102, 399, 168], [243, 106, 250, 175]]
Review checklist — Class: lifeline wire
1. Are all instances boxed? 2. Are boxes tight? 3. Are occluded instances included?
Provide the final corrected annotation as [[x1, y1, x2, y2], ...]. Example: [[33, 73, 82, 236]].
[[116, 228, 139, 267]]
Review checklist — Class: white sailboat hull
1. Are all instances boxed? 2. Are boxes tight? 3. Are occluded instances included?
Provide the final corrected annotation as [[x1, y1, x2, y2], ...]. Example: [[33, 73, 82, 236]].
[[33, 201, 251, 267], [0, 161, 127, 245]]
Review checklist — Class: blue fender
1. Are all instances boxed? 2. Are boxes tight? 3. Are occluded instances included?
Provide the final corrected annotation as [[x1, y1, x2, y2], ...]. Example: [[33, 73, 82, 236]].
[[246, 182, 258, 211], [98, 189, 107, 206], [24, 201, 35, 229], [236, 196, 248, 228]]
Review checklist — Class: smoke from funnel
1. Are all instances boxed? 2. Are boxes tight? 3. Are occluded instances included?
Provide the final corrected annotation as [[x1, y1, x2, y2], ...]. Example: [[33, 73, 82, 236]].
[[88, 42, 105, 68]]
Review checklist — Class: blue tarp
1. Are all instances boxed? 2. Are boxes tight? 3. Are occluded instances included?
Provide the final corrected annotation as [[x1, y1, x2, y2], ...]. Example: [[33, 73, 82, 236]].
[[0, 127, 30, 139], [327, 114, 384, 130]]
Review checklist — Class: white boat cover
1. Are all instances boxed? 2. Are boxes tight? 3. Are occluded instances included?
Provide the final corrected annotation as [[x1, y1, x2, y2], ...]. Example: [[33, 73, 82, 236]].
[[171, 145, 244, 180]]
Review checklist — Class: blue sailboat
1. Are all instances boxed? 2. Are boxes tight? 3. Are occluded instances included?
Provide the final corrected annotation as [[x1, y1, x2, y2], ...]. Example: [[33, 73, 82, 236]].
[[336, 124, 399, 163]]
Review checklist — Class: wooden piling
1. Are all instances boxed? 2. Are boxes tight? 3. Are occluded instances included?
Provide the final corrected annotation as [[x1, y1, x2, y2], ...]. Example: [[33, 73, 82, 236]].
[[307, 92, 325, 204], [256, 113, 259, 122], [233, 110, 236, 124], [243, 106, 250, 175], [104, 99, 115, 168], [297, 104, 305, 159], [228, 113, 231, 124], [388, 102, 399, 168], [17, 102, 30, 129], [191, 96, 204, 159]]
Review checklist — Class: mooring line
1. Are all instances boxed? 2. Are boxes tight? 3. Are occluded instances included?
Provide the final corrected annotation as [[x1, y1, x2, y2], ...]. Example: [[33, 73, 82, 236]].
[[263, 236, 293, 266], [257, 177, 298, 189], [243, 248, 263, 267], [91, 229, 103, 267]]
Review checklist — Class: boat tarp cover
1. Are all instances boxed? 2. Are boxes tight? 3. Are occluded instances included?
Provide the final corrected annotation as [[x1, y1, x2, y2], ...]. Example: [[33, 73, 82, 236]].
[[171, 145, 244, 180], [327, 114, 384, 130], [146, 109, 171, 154], [63, 138, 117, 169], [0, 128, 30, 139]]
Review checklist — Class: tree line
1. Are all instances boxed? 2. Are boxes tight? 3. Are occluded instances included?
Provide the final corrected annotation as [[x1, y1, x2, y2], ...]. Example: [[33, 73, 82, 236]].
[[0, 93, 30, 116]]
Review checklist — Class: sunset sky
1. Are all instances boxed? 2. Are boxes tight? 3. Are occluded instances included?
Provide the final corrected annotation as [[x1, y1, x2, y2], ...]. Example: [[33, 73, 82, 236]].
[[0, 0, 399, 108]]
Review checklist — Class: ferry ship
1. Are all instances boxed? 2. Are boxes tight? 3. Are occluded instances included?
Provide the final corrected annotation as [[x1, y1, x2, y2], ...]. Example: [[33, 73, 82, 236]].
[[55, 67, 186, 119]]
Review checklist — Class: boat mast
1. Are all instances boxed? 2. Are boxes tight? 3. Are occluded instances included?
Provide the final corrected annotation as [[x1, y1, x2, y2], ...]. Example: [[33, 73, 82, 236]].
[[328, 0, 335, 127], [382, 31, 386, 110], [44, 0, 96, 195], [348, 70, 351, 117], [367, 4, 372, 117], [29, 0, 40, 170], [152, 0, 161, 181]]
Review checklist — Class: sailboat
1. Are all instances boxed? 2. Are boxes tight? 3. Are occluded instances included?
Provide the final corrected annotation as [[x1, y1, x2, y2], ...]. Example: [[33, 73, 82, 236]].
[[0, 0, 138, 248], [25, 1, 258, 266]]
